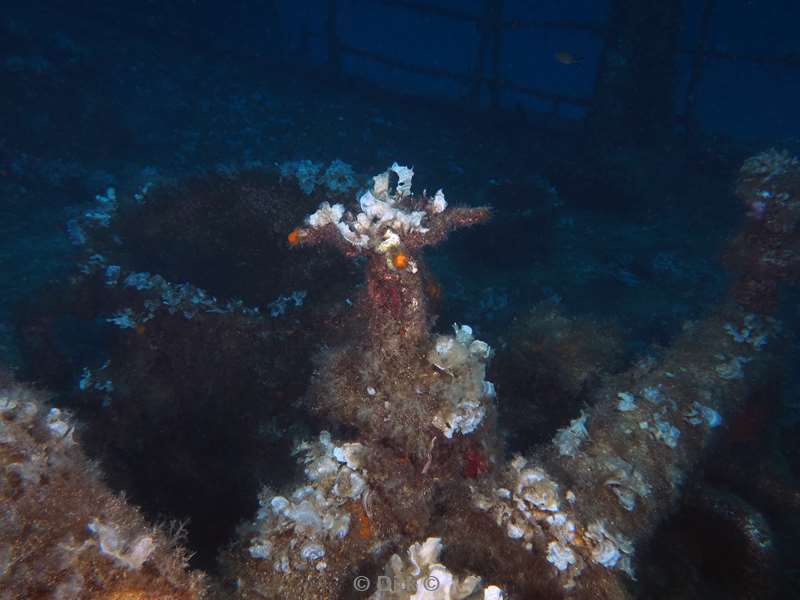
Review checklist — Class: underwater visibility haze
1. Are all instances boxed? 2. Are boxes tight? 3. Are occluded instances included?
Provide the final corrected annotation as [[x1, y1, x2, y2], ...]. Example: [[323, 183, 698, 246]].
[[2, 1, 800, 599]]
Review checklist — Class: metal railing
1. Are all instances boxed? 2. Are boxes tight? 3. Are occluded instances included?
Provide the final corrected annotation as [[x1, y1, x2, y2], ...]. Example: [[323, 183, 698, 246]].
[[326, 0, 601, 113], [315, 0, 800, 136]]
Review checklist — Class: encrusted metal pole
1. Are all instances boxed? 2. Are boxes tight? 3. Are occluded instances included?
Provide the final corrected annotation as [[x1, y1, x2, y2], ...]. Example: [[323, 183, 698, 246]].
[[466, 150, 800, 597], [226, 152, 800, 599]]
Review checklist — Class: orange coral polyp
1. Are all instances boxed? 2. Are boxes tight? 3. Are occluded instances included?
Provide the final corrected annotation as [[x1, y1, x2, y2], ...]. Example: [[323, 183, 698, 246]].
[[287, 227, 301, 246], [392, 252, 409, 270]]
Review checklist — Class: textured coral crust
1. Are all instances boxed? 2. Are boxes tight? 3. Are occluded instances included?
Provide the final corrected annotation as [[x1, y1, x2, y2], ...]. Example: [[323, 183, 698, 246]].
[[289, 172, 494, 459], [683, 485, 776, 597], [293, 203, 489, 352], [402, 205, 492, 250], [252, 161, 778, 597], [0, 373, 205, 599], [224, 531, 370, 600], [308, 318, 500, 463], [289, 164, 491, 368], [363, 251, 432, 352], [293, 204, 491, 255], [461, 303, 778, 597], [723, 150, 800, 313], [226, 431, 514, 599], [436, 504, 627, 600], [493, 305, 626, 449], [223, 442, 442, 600], [370, 537, 507, 600], [292, 219, 363, 257], [730, 276, 779, 314], [582, 307, 770, 537]]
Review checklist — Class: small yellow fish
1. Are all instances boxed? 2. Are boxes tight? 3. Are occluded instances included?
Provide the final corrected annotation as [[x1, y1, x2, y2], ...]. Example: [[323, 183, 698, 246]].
[[555, 51, 583, 65]]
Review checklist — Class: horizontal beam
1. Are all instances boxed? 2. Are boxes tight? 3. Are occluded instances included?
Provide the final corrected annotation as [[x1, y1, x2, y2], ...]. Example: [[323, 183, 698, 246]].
[[678, 47, 800, 69], [372, 0, 479, 23], [703, 48, 800, 68], [501, 17, 605, 35], [340, 42, 471, 83], [339, 43, 592, 107], [500, 78, 593, 107], [357, 0, 605, 34]]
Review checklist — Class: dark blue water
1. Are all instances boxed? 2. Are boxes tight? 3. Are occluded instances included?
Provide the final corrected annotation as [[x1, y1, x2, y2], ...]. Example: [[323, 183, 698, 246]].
[[2, 2, 799, 598]]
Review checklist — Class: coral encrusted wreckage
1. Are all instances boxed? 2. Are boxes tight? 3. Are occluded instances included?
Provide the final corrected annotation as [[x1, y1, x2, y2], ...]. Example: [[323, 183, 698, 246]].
[[226, 159, 798, 598], [0, 370, 205, 599], [4, 153, 800, 598]]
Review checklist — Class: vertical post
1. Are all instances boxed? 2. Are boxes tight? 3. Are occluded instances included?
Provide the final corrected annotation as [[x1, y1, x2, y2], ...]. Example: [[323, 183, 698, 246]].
[[586, 0, 683, 147], [326, 0, 341, 75], [468, 1, 491, 105], [264, 0, 283, 59], [299, 25, 311, 63], [488, 0, 505, 111], [684, 0, 717, 145], [467, 0, 504, 109]]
